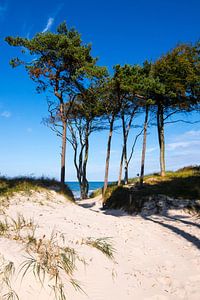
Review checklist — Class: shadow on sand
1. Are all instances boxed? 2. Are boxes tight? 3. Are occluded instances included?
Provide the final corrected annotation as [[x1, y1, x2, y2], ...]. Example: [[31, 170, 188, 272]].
[[144, 216, 200, 250]]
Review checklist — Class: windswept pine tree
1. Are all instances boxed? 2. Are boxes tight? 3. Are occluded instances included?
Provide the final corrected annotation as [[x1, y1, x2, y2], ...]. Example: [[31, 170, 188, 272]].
[[151, 42, 200, 176], [113, 64, 141, 186], [5, 22, 106, 189]]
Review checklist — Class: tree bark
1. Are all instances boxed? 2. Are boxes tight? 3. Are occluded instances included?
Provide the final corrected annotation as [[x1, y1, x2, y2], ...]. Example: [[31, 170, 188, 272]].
[[140, 105, 149, 186], [122, 114, 128, 184], [118, 147, 124, 186], [103, 114, 115, 198], [118, 107, 138, 186], [60, 120, 67, 189], [69, 120, 90, 199], [157, 104, 165, 177], [81, 122, 89, 199], [124, 161, 128, 184]]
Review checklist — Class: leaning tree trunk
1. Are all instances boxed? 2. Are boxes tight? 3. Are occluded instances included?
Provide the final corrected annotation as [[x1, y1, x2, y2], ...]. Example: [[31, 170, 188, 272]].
[[119, 107, 138, 186], [124, 144, 128, 184], [157, 104, 165, 177], [60, 120, 67, 189], [140, 105, 149, 186], [81, 123, 90, 199], [103, 114, 115, 198], [78, 144, 84, 199], [118, 147, 124, 186], [121, 115, 129, 184]]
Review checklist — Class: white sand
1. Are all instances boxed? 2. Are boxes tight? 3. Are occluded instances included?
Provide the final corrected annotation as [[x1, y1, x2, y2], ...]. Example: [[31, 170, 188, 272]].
[[0, 190, 200, 300]]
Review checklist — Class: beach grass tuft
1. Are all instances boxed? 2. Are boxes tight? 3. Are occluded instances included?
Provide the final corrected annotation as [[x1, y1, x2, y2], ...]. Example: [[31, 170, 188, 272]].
[[0, 176, 74, 203]]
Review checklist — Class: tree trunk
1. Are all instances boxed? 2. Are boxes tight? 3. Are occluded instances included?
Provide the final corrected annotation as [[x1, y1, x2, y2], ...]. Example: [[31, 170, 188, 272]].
[[69, 118, 91, 199], [140, 105, 149, 186], [81, 123, 89, 199], [157, 104, 165, 177], [80, 179, 89, 199], [124, 149, 128, 184], [118, 147, 124, 186], [118, 107, 138, 186], [60, 120, 67, 189], [103, 115, 115, 198], [122, 115, 128, 184]]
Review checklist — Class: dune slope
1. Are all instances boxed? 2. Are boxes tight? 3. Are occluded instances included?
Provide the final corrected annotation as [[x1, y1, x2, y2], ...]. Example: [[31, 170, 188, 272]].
[[0, 191, 199, 300]]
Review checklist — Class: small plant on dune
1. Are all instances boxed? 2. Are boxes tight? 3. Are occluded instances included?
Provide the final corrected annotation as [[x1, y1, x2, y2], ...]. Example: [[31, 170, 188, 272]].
[[0, 214, 36, 242], [26, 226, 37, 248], [10, 214, 31, 231], [83, 237, 115, 259], [0, 255, 19, 300], [0, 219, 9, 236], [20, 232, 85, 300], [186, 204, 200, 218]]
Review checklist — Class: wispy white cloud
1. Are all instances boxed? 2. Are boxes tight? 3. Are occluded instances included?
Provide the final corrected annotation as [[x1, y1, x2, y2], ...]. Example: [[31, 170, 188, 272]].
[[146, 147, 157, 153], [42, 17, 54, 33], [183, 130, 200, 138], [1, 111, 11, 118], [172, 129, 200, 141], [166, 129, 200, 152], [167, 140, 200, 151]]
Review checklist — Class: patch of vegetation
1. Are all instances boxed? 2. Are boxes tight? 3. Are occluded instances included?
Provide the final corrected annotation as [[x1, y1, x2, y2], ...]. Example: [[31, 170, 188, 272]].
[[103, 166, 200, 214], [0, 255, 19, 300], [0, 214, 115, 300], [82, 237, 115, 259], [0, 213, 35, 241], [0, 176, 74, 202], [186, 203, 200, 218], [89, 188, 102, 198], [20, 233, 84, 300], [90, 182, 117, 199]]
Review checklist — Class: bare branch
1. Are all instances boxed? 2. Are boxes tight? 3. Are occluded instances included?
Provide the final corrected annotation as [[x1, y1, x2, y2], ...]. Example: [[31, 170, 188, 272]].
[[164, 119, 200, 125], [127, 127, 144, 166]]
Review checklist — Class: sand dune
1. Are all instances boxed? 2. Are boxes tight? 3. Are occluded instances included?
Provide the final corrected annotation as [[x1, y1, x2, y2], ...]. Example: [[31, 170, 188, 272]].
[[0, 191, 199, 299]]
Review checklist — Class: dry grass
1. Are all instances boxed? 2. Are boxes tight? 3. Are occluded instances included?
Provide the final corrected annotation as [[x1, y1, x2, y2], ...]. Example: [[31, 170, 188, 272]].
[[20, 233, 84, 300], [0, 176, 74, 203], [103, 166, 200, 214], [0, 255, 19, 300], [83, 237, 115, 259], [0, 215, 115, 300], [89, 188, 102, 198]]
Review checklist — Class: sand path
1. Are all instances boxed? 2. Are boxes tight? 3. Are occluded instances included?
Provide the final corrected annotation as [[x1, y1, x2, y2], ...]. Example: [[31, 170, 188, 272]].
[[0, 192, 199, 299]]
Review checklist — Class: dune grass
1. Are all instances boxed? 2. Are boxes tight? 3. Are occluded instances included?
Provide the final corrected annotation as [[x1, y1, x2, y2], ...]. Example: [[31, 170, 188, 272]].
[[82, 237, 115, 260], [89, 188, 102, 198], [0, 176, 74, 202], [0, 213, 115, 300], [0, 255, 19, 300], [103, 166, 200, 214]]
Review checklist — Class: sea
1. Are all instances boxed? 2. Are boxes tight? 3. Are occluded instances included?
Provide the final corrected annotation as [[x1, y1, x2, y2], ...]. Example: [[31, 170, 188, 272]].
[[66, 181, 105, 199]]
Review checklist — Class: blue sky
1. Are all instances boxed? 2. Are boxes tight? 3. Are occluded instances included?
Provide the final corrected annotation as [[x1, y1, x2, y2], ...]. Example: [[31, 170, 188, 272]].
[[0, 0, 199, 181]]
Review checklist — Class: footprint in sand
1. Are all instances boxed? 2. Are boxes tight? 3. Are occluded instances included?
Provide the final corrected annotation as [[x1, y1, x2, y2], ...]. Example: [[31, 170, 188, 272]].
[[145, 294, 169, 300]]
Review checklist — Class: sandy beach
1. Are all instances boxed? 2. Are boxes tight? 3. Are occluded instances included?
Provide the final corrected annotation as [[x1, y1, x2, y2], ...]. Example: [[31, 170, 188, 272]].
[[0, 190, 199, 300]]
